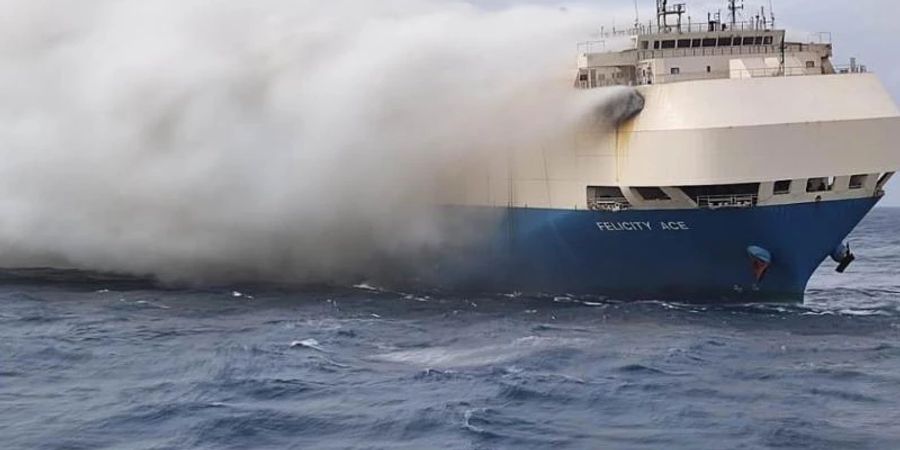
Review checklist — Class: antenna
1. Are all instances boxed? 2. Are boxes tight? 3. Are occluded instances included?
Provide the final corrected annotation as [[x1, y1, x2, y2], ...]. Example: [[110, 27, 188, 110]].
[[769, 0, 776, 27], [634, 0, 640, 29], [656, 0, 687, 32], [727, 0, 744, 29]]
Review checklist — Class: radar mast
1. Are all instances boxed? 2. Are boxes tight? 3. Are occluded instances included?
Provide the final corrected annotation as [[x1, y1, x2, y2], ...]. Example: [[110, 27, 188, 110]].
[[656, 0, 686, 32]]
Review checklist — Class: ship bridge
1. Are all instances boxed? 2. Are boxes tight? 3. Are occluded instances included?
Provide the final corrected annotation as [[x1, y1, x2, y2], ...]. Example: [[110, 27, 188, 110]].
[[575, 1, 850, 89]]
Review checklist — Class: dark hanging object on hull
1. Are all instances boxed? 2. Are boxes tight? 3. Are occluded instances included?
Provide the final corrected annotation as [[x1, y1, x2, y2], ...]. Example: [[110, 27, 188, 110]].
[[831, 242, 856, 273], [747, 245, 772, 282]]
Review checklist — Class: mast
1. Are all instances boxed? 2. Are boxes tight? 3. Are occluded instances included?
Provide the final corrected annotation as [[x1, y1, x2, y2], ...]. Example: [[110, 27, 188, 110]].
[[656, 0, 686, 32], [727, 0, 744, 29]]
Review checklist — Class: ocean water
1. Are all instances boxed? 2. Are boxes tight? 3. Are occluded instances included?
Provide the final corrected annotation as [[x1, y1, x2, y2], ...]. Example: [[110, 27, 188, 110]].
[[2, 209, 900, 450]]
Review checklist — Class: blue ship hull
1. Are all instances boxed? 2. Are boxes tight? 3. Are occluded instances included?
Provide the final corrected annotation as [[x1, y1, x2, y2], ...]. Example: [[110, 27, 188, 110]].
[[437, 197, 880, 302]]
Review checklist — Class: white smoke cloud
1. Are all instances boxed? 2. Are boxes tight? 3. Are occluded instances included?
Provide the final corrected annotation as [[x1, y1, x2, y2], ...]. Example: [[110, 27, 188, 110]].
[[0, 0, 627, 284]]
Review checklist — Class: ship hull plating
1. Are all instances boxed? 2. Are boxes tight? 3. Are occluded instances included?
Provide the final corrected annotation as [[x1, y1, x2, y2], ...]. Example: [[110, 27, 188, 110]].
[[439, 198, 879, 302]]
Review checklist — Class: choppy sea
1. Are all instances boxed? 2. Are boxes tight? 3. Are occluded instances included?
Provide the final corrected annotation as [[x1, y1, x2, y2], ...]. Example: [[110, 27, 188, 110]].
[[2, 209, 900, 450]]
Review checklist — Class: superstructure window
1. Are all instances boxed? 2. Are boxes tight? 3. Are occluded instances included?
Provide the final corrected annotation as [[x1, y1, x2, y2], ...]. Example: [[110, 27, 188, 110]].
[[692, 38, 702, 47], [754, 36, 764, 45], [661, 40, 676, 49], [654, 41, 661, 49], [806, 61, 816, 68], [702, 38, 717, 47], [732, 37, 742, 46], [763, 36, 774, 45], [718, 37, 732, 46], [635, 187, 672, 201], [774, 180, 792, 195], [742, 37, 755, 45], [641, 41, 649, 50], [806, 177, 832, 193], [677, 39, 691, 48], [849, 175, 868, 189], [670, 67, 680, 75]]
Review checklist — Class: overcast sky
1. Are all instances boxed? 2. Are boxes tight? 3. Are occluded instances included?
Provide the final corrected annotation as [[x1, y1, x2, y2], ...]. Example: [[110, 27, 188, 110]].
[[476, 0, 900, 205]]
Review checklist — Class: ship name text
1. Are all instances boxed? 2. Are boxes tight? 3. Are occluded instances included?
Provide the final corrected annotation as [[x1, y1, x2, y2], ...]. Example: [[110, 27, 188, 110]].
[[595, 221, 691, 232]]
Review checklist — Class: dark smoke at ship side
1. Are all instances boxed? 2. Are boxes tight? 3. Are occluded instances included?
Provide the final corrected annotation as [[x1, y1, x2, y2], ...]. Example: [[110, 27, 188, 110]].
[[0, 0, 636, 285]]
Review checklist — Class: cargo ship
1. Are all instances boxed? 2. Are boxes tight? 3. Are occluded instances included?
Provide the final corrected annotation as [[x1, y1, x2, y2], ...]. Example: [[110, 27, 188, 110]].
[[432, 0, 900, 302]]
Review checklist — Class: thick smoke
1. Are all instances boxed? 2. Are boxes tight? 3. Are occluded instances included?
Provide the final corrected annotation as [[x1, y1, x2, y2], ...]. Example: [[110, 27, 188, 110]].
[[0, 0, 627, 284]]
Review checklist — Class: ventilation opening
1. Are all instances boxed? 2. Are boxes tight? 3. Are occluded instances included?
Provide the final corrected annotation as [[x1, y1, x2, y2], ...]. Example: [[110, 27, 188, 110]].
[[877, 172, 895, 189], [634, 187, 672, 201], [849, 175, 868, 190], [679, 183, 760, 209], [806, 177, 834, 193], [587, 186, 630, 212], [680, 183, 760, 199], [773, 180, 792, 195]]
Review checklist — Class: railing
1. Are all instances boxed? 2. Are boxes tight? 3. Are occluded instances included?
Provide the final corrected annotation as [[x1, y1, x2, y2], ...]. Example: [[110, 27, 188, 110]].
[[580, 39, 832, 60], [630, 42, 837, 61], [697, 194, 758, 209], [596, 21, 777, 39], [577, 40, 606, 55], [588, 199, 631, 212], [577, 63, 869, 89]]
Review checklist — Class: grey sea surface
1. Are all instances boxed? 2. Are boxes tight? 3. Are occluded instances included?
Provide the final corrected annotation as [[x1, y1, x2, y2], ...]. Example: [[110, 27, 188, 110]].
[[2, 209, 900, 449]]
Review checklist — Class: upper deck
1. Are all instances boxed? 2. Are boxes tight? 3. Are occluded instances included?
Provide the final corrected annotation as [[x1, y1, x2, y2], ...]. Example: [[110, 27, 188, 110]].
[[575, 1, 864, 88]]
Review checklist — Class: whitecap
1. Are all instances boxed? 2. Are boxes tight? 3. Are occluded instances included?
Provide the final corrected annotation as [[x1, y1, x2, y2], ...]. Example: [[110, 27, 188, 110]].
[[290, 339, 325, 352], [353, 283, 382, 292], [375, 336, 590, 369]]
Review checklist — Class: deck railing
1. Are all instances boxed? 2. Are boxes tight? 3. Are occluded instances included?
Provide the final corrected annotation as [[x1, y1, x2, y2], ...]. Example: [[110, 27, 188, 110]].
[[697, 194, 758, 209], [577, 63, 868, 89], [588, 199, 631, 212]]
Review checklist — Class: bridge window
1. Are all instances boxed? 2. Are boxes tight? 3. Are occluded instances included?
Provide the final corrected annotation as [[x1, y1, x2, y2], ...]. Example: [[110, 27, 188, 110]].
[[742, 36, 755, 45], [754, 36, 764, 45], [774, 180, 792, 195], [587, 187, 630, 212], [641, 41, 649, 50], [635, 187, 671, 201], [763, 36, 774, 45], [670, 67, 680, 75], [692, 38, 702, 47], [661, 40, 676, 49], [732, 37, 742, 46], [806, 61, 816, 68], [849, 175, 868, 189], [702, 38, 717, 47], [718, 37, 733, 46], [678, 39, 691, 48], [806, 177, 833, 193], [654, 40, 661, 49]]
